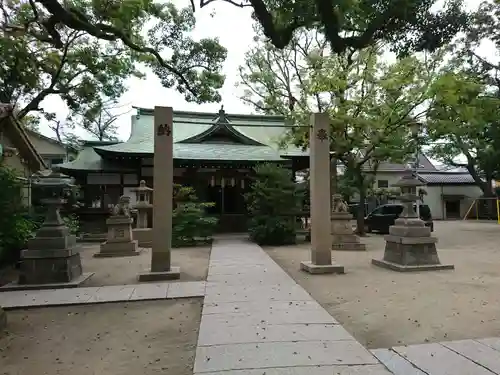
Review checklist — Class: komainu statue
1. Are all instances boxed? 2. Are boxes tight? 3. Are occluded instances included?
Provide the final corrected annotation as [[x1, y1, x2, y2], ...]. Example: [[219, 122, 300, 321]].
[[112, 195, 132, 217], [332, 194, 348, 213]]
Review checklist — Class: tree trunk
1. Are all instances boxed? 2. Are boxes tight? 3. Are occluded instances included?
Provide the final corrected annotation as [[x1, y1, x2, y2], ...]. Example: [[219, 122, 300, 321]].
[[354, 168, 366, 236]]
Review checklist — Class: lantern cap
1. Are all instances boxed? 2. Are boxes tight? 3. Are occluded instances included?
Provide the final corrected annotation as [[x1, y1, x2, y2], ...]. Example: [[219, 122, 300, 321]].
[[391, 169, 424, 188], [131, 180, 153, 192], [32, 170, 74, 188]]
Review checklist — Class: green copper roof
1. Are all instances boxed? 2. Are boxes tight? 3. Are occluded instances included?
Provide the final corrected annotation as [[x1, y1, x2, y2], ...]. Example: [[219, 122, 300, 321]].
[[93, 108, 307, 160], [55, 146, 135, 172]]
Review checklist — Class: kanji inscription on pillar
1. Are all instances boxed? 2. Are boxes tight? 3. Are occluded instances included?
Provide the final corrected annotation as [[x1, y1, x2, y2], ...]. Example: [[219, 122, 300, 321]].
[[316, 128, 328, 141]]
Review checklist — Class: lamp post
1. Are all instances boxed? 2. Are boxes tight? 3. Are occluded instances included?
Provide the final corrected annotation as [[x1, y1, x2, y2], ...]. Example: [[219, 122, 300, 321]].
[[410, 122, 420, 218]]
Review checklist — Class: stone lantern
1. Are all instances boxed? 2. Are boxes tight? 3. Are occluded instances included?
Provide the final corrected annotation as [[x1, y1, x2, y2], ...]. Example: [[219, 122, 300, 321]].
[[131, 180, 153, 247], [372, 169, 454, 272], [132, 180, 153, 228], [15, 171, 93, 288]]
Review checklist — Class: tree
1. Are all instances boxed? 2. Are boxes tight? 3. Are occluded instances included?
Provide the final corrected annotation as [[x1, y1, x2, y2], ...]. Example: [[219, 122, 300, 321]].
[[1, 0, 227, 103], [245, 163, 303, 245], [239, 29, 441, 234], [70, 98, 131, 141], [425, 1, 500, 198], [426, 70, 500, 197], [197, 0, 468, 56]]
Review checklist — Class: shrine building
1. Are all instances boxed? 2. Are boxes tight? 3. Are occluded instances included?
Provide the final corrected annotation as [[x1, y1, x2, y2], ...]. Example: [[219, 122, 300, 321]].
[[56, 106, 309, 233]]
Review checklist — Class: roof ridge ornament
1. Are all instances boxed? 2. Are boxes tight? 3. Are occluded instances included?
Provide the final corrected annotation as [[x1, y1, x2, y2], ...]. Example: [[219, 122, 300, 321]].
[[217, 104, 228, 124]]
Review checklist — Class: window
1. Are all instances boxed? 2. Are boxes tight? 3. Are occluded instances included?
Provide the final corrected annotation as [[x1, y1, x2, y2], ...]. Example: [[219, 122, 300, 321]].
[[51, 158, 64, 166], [377, 180, 389, 188], [383, 205, 403, 215]]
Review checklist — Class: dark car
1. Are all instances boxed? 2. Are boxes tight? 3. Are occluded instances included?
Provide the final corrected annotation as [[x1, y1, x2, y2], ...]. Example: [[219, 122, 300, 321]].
[[364, 203, 433, 234]]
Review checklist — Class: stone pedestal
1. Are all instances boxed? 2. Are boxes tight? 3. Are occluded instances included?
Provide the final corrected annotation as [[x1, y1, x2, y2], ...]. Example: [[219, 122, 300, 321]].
[[331, 212, 366, 251], [12, 199, 93, 289], [372, 170, 454, 272], [138, 106, 180, 281], [132, 228, 152, 247], [300, 113, 344, 275], [372, 217, 454, 271], [0, 307, 6, 331], [95, 216, 140, 257]]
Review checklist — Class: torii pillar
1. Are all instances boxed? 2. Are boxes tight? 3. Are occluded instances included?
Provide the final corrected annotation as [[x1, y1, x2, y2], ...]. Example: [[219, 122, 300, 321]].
[[300, 113, 344, 274], [138, 106, 180, 281]]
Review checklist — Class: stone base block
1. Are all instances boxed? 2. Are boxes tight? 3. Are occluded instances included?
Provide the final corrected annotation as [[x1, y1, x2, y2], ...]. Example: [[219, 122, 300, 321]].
[[332, 242, 366, 251], [18, 250, 83, 285], [95, 240, 140, 258], [79, 233, 107, 243], [1, 273, 94, 291], [300, 261, 345, 274], [132, 228, 152, 248], [138, 267, 181, 282], [372, 259, 454, 272], [0, 307, 6, 331]]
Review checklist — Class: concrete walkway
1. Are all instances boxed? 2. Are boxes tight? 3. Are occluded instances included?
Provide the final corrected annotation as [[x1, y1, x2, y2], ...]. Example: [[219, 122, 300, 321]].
[[372, 338, 500, 374], [0, 281, 206, 308], [194, 238, 390, 374]]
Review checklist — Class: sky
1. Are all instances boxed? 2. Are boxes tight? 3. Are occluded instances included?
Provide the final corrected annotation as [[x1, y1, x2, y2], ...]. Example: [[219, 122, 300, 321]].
[[38, 0, 486, 142]]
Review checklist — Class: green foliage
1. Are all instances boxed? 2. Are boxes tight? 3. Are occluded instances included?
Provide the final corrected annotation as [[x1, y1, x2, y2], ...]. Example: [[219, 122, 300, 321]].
[[239, 31, 440, 233], [197, 0, 469, 57], [63, 214, 80, 235], [245, 164, 303, 246], [1, 0, 227, 111], [426, 70, 500, 195], [0, 166, 36, 265], [172, 184, 217, 247]]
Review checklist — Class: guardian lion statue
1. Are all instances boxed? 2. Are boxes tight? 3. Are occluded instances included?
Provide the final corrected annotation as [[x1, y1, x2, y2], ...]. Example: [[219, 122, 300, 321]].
[[112, 195, 132, 217], [332, 194, 348, 213]]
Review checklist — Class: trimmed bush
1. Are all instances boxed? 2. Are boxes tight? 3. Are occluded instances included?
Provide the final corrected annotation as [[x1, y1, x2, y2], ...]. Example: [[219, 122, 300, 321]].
[[172, 184, 218, 247], [245, 163, 303, 246]]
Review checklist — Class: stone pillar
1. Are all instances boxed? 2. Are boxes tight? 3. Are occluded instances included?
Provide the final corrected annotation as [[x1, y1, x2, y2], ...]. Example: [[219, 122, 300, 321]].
[[138, 106, 180, 281], [372, 170, 454, 272], [331, 194, 366, 251], [0, 307, 5, 331], [95, 196, 140, 257], [300, 113, 344, 274]]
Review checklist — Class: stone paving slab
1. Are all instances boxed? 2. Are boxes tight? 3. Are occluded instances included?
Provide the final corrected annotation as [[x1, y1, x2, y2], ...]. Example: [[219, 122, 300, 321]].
[[202, 300, 323, 315], [194, 341, 380, 373], [200, 308, 337, 327], [371, 349, 427, 375], [0, 281, 205, 309], [373, 340, 500, 375], [194, 239, 385, 374], [198, 323, 354, 346], [442, 340, 500, 374], [198, 365, 392, 375]]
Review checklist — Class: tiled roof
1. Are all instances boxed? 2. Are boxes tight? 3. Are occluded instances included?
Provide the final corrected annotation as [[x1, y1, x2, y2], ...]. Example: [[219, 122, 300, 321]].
[[419, 173, 476, 184], [363, 154, 437, 172], [54, 146, 135, 172], [92, 108, 307, 161]]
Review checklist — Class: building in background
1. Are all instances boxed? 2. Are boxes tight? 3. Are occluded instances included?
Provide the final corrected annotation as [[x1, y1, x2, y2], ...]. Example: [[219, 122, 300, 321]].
[[25, 129, 77, 168], [0, 104, 47, 206]]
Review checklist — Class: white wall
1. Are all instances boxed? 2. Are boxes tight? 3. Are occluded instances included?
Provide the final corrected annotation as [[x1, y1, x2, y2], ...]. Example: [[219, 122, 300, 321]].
[[423, 184, 482, 220], [371, 172, 403, 189]]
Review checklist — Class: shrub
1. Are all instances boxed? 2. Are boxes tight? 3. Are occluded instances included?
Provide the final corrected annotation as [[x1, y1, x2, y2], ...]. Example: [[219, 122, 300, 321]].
[[245, 163, 303, 246], [0, 166, 36, 265], [172, 184, 218, 247]]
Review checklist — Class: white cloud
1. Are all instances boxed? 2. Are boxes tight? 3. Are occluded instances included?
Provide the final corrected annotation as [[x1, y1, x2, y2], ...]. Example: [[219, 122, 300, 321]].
[[37, 0, 485, 142]]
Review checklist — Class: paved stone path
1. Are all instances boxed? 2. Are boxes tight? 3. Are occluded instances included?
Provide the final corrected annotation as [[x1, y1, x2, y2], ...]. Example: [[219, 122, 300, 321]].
[[372, 338, 500, 375], [0, 281, 206, 308], [194, 239, 391, 374]]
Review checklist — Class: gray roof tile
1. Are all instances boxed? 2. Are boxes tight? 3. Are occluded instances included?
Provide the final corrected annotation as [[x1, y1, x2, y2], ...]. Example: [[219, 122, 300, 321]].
[[419, 173, 476, 184]]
